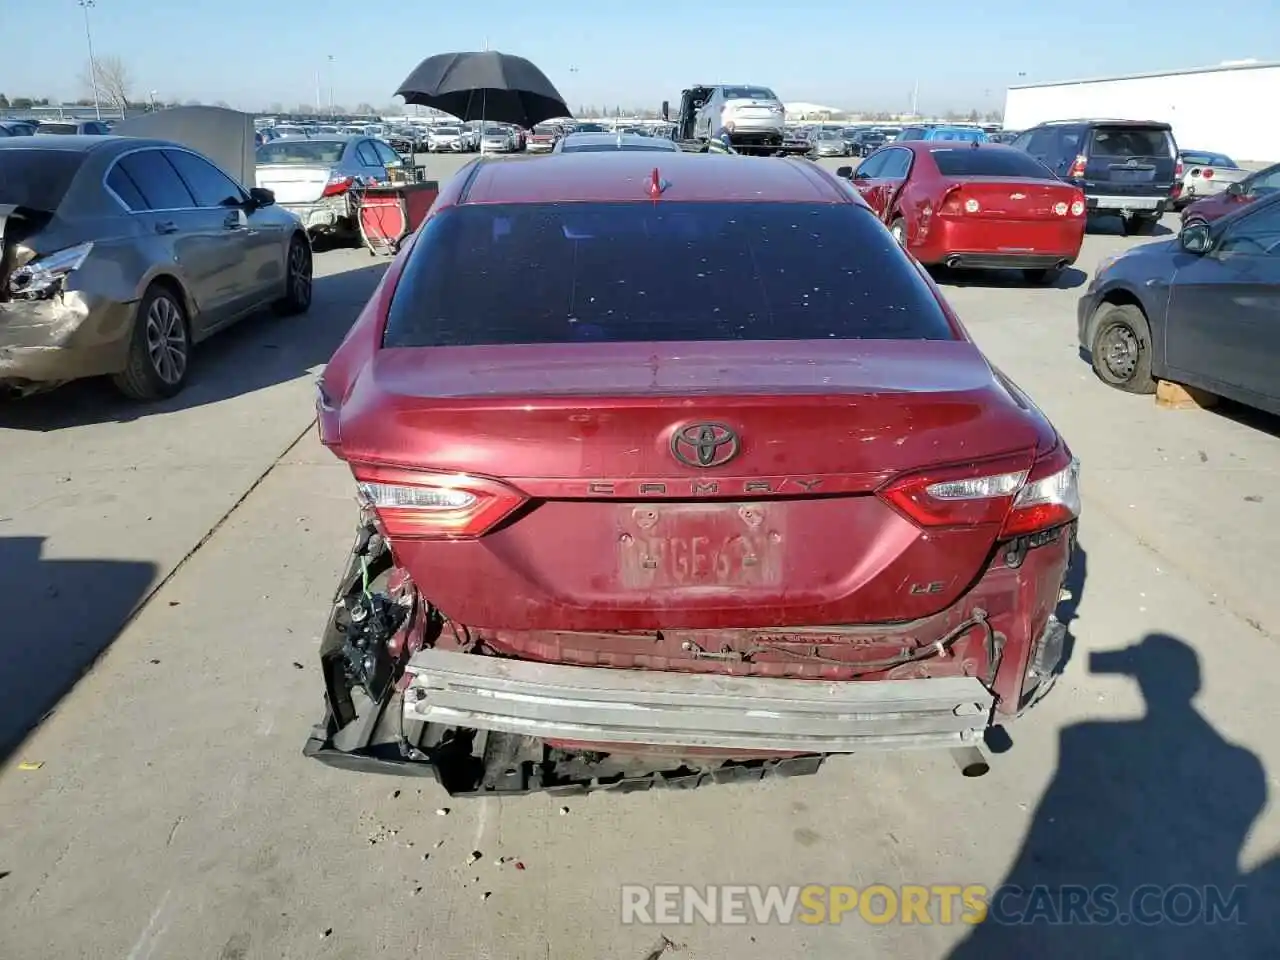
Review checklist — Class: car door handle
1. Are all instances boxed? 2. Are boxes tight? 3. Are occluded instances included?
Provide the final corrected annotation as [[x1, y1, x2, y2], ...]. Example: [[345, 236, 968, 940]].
[[154, 220, 178, 235]]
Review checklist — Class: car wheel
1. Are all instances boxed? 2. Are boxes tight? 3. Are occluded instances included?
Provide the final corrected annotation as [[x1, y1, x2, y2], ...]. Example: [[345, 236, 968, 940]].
[[112, 283, 191, 401], [1023, 267, 1061, 285], [1090, 303, 1156, 394], [275, 234, 314, 316], [889, 217, 907, 247]]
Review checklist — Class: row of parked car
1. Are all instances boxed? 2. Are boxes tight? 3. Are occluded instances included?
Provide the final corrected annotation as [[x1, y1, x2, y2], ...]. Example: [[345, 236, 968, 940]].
[[833, 116, 1280, 418]]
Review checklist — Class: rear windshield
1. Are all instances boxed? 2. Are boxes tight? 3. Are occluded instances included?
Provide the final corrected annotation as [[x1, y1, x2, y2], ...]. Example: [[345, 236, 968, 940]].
[[574, 123, 606, 132], [0, 149, 85, 210], [931, 147, 1055, 179], [721, 86, 777, 101], [1090, 126, 1172, 158], [533, 125, 557, 135], [37, 123, 79, 135], [257, 140, 345, 164], [383, 202, 953, 348], [1181, 152, 1234, 167]]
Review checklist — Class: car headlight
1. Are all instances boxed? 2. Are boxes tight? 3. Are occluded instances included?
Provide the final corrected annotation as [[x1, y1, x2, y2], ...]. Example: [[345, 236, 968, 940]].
[[7, 242, 94, 300]]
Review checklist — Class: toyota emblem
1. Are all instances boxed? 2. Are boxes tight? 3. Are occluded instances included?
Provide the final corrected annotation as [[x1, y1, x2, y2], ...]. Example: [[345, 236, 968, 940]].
[[670, 422, 740, 468]]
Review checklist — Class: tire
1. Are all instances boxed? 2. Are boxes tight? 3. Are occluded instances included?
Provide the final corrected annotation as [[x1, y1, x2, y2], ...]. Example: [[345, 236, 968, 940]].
[[889, 217, 907, 248], [1124, 214, 1160, 236], [1023, 267, 1062, 285], [1089, 303, 1156, 394], [275, 234, 314, 316], [111, 283, 191, 401]]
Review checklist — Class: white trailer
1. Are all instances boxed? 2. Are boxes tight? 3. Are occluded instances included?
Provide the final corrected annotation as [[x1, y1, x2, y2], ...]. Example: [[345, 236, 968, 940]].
[[1003, 61, 1280, 164]]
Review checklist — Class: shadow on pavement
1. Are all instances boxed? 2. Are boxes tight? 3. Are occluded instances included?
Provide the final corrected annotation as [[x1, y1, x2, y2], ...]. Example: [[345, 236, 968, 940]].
[[0, 535, 156, 762], [1087, 215, 1176, 238], [0, 259, 387, 431], [932, 266, 1089, 290], [950, 632, 1279, 958]]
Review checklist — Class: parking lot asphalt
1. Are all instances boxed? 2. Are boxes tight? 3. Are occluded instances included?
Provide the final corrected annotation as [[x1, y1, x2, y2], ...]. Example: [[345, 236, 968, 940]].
[[2, 154, 1279, 959]]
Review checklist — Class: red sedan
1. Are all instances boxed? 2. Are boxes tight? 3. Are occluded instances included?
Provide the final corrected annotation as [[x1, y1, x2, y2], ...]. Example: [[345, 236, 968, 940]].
[[839, 142, 1086, 284], [306, 151, 1080, 793], [1180, 161, 1280, 228]]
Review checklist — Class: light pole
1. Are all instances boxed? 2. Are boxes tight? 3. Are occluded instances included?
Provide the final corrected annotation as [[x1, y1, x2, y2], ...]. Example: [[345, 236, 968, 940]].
[[78, 0, 102, 121], [327, 54, 334, 118]]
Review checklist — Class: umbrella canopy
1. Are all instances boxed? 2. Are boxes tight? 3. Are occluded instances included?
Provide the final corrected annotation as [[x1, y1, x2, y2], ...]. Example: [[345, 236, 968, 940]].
[[395, 51, 572, 128]]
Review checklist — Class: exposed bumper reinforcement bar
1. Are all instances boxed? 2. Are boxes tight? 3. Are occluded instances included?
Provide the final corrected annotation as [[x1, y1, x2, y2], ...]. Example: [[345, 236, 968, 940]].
[[402, 649, 995, 753]]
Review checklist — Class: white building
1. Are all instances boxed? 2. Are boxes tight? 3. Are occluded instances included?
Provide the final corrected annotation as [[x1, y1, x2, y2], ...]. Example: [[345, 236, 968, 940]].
[[1003, 60, 1280, 163]]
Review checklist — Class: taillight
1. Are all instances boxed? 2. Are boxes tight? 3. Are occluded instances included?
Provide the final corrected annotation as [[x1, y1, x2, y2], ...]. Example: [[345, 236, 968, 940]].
[[322, 175, 355, 197], [1053, 201, 1068, 216], [878, 445, 1079, 539], [1067, 154, 1086, 178], [940, 187, 978, 215], [7, 241, 94, 300], [350, 465, 527, 540], [1175, 160, 1184, 179], [998, 445, 1080, 538], [1202, 168, 1214, 179], [1070, 198, 1085, 216]]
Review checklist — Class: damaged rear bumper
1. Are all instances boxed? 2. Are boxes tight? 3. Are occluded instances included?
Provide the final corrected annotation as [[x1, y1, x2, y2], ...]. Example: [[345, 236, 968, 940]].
[[403, 648, 993, 753], [0, 292, 135, 387]]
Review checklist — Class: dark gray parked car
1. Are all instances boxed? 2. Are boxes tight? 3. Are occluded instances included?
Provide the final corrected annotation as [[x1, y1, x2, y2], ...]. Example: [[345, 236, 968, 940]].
[[1, 135, 312, 399], [1077, 190, 1280, 415]]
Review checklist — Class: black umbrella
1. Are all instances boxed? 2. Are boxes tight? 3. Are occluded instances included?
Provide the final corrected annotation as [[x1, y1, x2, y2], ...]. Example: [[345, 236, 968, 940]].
[[395, 51, 572, 128]]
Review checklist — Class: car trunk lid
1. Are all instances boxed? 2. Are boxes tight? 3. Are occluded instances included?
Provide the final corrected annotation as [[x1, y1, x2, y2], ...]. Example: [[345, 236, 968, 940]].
[[336, 340, 1042, 628], [940, 177, 1080, 219], [255, 163, 341, 204]]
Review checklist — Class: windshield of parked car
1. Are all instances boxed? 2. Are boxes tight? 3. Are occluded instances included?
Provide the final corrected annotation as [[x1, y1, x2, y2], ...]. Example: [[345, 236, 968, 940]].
[[930, 147, 1056, 178], [0, 149, 85, 210], [1089, 126, 1172, 158], [929, 128, 988, 143], [383, 202, 954, 347], [435, 127, 461, 136], [256, 140, 346, 164], [561, 141, 678, 153], [721, 86, 777, 101], [37, 123, 79, 135], [1246, 164, 1280, 195], [1181, 152, 1235, 167], [817, 131, 841, 140]]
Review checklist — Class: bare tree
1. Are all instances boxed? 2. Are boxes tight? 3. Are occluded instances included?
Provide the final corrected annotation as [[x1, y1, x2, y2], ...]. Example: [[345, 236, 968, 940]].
[[81, 55, 132, 112]]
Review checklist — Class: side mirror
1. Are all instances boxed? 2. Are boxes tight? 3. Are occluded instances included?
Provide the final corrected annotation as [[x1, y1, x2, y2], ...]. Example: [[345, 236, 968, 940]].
[[661, 100, 670, 122], [248, 186, 275, 208], [1226, 181, 1244, 196], [835, 165, 854, 180], [1180, 222, 1212, 254]]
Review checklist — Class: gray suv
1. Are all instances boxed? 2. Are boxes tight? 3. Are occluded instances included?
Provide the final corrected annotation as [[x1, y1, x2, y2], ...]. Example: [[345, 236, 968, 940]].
[[1011, 120, 1178, 235]]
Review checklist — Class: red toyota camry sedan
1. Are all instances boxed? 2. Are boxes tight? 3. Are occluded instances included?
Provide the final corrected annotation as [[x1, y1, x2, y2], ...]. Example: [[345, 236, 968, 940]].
[[305, 151, 1080, 794]]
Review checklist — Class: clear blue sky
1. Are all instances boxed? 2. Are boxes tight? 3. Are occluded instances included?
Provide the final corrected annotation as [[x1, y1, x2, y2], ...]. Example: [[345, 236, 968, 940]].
[[3, 0, 1276, 112]]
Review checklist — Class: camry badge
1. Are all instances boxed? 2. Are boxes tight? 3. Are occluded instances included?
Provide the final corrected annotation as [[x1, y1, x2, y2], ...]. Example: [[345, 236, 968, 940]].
[[670, 422, 740, 468]]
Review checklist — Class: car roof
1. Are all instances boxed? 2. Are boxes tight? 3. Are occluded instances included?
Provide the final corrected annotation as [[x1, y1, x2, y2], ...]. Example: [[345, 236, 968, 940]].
[[1036, 118, 1172, 129], [461, 152, 850, 205]]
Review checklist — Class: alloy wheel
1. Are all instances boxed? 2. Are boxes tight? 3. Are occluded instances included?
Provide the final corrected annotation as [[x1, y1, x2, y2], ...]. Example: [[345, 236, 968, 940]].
[[144, 295, 187, 385], [289, 241, 313, 308]]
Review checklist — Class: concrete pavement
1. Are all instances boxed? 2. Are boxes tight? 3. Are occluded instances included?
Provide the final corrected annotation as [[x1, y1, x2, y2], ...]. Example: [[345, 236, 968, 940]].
[[2, 154, 1279, 959]]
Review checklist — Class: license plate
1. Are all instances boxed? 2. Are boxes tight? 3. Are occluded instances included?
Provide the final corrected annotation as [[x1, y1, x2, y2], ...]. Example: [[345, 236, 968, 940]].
[[618, 503, 782, 589], [1111, 168, 1154, 183]]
